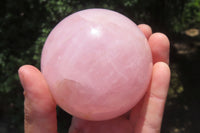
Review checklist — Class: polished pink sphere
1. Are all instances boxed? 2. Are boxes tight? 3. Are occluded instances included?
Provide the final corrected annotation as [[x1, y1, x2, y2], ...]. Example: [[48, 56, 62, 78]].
[[41, 9, 152, 121]]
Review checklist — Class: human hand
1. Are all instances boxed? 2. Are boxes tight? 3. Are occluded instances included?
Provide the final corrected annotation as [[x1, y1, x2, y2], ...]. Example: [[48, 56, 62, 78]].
[[18, 24, 170, 133]]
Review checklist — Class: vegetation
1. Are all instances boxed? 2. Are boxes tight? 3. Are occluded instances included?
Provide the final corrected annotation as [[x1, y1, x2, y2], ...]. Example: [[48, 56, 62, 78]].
[[0, 0, 200, 132]]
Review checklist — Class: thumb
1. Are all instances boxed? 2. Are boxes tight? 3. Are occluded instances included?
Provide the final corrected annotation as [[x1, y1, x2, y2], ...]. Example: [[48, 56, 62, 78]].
[[18, 65, 57, 133]]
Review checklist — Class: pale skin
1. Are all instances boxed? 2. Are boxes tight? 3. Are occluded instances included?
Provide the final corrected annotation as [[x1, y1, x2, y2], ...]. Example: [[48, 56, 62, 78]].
[[18, 24, 170, 133]]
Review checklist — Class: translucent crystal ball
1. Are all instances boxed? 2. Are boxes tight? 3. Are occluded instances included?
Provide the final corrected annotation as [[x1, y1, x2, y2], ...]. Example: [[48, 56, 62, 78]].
[[41, 9, 152, 121]]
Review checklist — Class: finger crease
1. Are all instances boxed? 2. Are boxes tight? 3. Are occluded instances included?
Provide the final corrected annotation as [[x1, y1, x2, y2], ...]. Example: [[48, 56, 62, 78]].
[[149, 92, 166, 102], [143, 119, 160, 132]]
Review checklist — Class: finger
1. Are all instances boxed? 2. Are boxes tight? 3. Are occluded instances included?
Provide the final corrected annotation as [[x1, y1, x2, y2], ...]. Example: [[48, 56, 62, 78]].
[[148, 33, 170, 64], [18, 65, 57, 133], [131, 62, 170, 133], [138, 24, 152, 39]]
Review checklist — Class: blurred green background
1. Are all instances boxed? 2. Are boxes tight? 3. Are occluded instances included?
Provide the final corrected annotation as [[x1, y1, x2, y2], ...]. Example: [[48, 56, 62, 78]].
[[0, 0, 200, 132]]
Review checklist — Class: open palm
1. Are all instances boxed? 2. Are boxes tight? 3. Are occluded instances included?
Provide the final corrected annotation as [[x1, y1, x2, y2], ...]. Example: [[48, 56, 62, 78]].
[[19, 24, 170, 133]]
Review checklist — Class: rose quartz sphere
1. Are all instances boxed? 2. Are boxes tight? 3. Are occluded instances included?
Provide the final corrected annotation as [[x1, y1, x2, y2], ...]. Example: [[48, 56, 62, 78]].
[[41, 9, 152, 121]]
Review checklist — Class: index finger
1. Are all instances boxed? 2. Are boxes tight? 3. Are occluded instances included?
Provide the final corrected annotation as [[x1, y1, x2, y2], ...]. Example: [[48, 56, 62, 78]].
[[138, 24, 152, 39]]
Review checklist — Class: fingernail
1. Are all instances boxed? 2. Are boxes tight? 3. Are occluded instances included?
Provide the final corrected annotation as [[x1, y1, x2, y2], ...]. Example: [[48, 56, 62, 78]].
[[23, 91, 27, 97], [18, 67, 25, 89]]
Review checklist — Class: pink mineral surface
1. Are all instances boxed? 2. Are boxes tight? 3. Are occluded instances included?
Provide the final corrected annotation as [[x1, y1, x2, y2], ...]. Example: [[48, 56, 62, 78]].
[[41, 9, 152, 121]]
